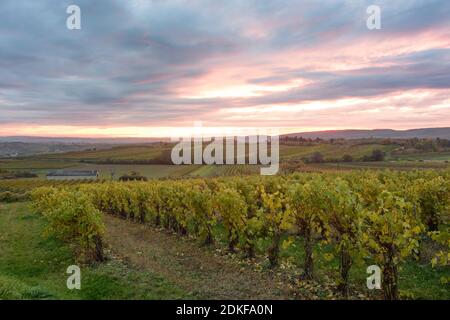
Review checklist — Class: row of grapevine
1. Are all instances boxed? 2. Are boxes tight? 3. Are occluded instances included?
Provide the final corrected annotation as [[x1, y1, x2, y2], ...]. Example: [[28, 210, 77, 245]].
[[0, 179, 101, 203], [0, 178, 98, 193], [32, 169, 450, 299], [31, 186, 105, 262]]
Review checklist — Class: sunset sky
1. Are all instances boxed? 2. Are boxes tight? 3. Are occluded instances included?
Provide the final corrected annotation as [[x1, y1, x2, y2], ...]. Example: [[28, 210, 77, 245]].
[[1, 0, 449, 137]]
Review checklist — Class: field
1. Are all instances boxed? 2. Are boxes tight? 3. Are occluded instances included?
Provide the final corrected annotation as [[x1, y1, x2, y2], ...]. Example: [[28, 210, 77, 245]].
[[1, 196, 448, 300], [318, 161, 450, 171], [0, 202, 190, 299], [1, 140, 449, 181], [279, 143, 398, 160], [30, 144, 172, 161], [394, 151, 450, 161], [10, 169, 448, 300], [1, 140, 449, 301]]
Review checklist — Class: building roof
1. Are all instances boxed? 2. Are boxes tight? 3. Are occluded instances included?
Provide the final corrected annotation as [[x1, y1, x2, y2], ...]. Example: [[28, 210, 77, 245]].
[[46, 170, 98, 177]]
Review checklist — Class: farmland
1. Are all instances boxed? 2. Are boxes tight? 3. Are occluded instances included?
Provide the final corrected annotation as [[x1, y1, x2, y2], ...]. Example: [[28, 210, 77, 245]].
[[32, 144, 172, 161], [1, 139, 449, 301], [1, 140, 449, 181], [279, 143, 397, 161], [0, 202, 190, 299], [21, 170, 450, 300]]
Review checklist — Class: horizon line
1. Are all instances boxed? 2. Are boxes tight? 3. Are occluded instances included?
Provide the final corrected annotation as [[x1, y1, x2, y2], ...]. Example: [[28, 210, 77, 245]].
[[1, 126, 449, 140]]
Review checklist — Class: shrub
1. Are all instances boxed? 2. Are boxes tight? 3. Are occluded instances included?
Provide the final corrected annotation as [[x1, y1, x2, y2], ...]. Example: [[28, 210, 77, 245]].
[[259, 184, 293, 267], [119, 171, 147, 181], [323, 178, 364, 296], [32, 188, 105, 262], [214, 187, 247, 253], [362, 191, 423, 300], [411, 177, 450, 231], [0, 189, 30, 202], [341, 154, 353, 162], [289, 177, 328, 279], [309, 152, 324, 163]]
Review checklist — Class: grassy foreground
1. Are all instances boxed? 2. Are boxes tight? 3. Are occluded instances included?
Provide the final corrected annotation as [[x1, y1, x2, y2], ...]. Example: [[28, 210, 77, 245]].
[[0, 202, 190, 300], [1, 201, 448, 300]]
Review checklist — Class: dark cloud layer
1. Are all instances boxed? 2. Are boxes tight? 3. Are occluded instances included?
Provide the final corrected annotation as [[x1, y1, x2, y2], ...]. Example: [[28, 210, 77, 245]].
[[0, 0, 449, 129]]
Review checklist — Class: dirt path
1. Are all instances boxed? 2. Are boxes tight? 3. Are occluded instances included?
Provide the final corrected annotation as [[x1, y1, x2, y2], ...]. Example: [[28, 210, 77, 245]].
[[103, 215, 292, 299]]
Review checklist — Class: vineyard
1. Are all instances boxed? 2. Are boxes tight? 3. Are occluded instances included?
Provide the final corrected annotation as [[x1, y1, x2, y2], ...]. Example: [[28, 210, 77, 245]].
[[0, 179, 99, 202], [30, 169, 450, 300]]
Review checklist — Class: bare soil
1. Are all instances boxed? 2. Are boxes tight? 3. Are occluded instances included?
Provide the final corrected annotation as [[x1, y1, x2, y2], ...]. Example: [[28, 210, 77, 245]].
[[103, 214, 293, 299]]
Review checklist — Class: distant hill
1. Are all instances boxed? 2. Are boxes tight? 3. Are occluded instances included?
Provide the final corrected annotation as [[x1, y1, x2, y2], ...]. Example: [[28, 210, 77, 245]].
[[283, 127, 450, 140], [0, 136, 172, 158], [2, 128, 450, 143], [0, 136, 169, 144], [0, 142, 117, 157]]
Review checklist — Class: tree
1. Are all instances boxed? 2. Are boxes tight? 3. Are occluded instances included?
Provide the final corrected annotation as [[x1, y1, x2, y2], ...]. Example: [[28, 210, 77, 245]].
[[341, 154, 353, 162], [119, 171, 147, 181], [310, 152, 324, 163], [370, 149, 385, 161]]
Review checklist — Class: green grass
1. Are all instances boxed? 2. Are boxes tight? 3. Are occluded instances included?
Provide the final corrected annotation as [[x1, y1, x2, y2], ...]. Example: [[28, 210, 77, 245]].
[[0, 202, 192, 300], [187, 165, 262, 177], [11, 142, 398, 163], [397, 260, 450, 299], [319, 161, 450, 170], [32, 145, 171, 161], [393, 152, 450, 161], [65, 163, 199, 179], [0, 159, 74, 170], [2, 142, 449, 180], [280, 143, 397, 161], [188, 165, 221, 177], [279, 238, 449, 299], [209, 222, 449, 299], [1, 201, 447, 300]]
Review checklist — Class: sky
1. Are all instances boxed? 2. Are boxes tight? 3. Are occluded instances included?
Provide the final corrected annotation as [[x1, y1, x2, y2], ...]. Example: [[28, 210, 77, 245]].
[[0, 0, 449, 137]]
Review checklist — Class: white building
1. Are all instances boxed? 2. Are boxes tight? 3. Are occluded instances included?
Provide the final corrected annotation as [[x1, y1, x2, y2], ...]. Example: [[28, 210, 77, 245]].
[[46, 170, 99, 180]]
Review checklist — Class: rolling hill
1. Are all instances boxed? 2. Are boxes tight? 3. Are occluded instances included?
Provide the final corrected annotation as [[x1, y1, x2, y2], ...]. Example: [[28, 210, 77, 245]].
[[283, 127, 450, 140]]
